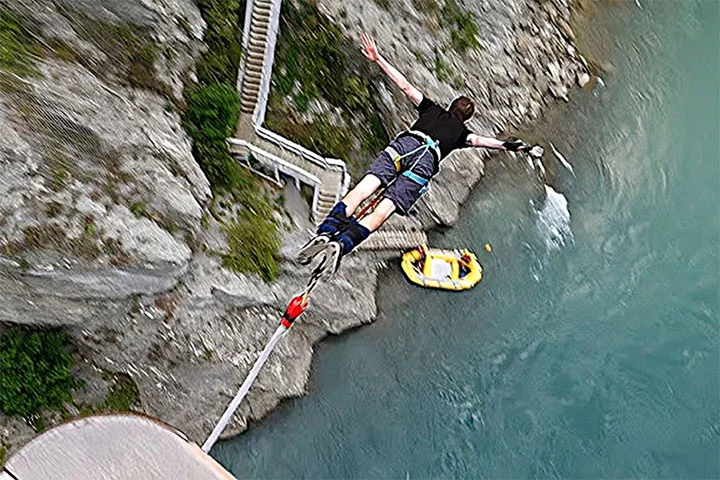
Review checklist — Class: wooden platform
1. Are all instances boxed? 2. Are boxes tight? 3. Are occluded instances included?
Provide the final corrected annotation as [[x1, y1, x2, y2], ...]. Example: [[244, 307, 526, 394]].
[[1, 414, 234, 480]]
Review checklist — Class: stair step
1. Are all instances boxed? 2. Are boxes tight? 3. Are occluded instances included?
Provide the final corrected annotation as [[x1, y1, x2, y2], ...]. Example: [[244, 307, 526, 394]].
[[246, 49, 265, 59], [244, 64, 263, 76], [243, 88, 260, 100], [251, 17, 270, 28], [248, 31, 267, 44], [242, 80, 262, 92], [248, 31, 268, 43]]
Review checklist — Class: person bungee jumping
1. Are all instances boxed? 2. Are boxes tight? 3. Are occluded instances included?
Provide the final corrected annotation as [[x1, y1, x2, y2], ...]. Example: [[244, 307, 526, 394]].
[[299, 33, 535, 272]]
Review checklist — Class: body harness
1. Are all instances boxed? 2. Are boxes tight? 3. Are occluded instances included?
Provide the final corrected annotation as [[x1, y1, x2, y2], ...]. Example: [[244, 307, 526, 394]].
[[383, 130, 441, 195]]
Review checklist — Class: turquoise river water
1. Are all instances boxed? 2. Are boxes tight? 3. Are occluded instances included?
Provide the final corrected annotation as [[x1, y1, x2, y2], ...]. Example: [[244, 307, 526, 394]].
[[213, 1, 719, 477]]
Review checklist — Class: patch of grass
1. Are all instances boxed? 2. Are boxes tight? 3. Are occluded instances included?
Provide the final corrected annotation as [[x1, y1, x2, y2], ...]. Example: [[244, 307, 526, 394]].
[[98, 373, 140, 412], [83, 215, 96, 236], [0, 444, 6, 469], [103, 238, 131, 266], [49, 164, 69, 191], [433, 49, 451, 83], [17, 257, 31, 271], [440, 0, 481, 55], [0, 327, 80, 422], [22, 224, 66, 251], [0, 12, 42, 77], [126, 42, 172, 98], [3, 223, 102, 260], [412, 0, 440, 13], [130, 201, 147, 217], [222, 215, 280, 282], [217, 175, 281, 281]]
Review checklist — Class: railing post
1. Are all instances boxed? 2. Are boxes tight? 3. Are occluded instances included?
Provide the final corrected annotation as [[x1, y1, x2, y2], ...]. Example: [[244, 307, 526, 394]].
[[312, 185, 320, 223]]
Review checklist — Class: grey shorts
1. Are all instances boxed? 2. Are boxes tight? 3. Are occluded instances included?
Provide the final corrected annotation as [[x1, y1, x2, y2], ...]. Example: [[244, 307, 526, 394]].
[[365, 135, 438, 215]]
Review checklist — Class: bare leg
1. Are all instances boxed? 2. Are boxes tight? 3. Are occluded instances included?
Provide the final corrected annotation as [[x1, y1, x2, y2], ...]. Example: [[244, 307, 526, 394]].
[[341, 175, 382, 216], [359, 198, 396, 232]]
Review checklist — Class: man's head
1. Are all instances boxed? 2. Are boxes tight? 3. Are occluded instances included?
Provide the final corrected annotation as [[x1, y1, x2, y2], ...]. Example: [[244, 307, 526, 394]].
[[448, 96, 475, 123]]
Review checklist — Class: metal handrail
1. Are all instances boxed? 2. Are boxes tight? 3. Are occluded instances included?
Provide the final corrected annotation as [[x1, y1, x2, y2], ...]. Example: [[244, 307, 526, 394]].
[[227, 138, 322, 187]]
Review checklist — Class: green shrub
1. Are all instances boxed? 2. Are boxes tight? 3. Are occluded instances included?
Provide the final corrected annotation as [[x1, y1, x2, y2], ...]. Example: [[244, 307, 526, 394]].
[[0, 328, 79, 420], [0, 12, 42, 77], [222, 213, 280, 282], [185, 84, 240, 141], [184, 83, 242, 189], [130, 201, 147, 217]]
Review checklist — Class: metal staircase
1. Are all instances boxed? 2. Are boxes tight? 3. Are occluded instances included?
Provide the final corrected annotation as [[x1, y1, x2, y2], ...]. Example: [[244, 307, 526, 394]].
[[238, 0, 276, 123]]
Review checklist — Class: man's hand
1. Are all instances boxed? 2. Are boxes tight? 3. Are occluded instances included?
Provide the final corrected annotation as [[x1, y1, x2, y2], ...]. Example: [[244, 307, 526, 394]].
[[502, 137, 528, 152], [361, 32, 380, 62]]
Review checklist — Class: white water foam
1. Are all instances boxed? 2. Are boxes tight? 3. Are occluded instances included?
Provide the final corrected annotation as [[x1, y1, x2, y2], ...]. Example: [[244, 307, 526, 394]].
[[550, 142, 576, 177], [536, 185, 573, 251]]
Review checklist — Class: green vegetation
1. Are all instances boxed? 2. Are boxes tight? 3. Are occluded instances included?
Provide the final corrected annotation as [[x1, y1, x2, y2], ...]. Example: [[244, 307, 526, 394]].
[[432, 49, 465, 89], [183, 83, 242, 189], [412, 0, 441, 14], [218, 172, 281, 282], [49, 164, 69, 192], [0, 223, 103, 260], [267, 0, 389, 179], [440, 0, 481, 54], [77, 372, 141, 415], [0, 328, 80, 421], [0, 12, 42, 77], [195, 0, 244, 86], [97, 373, 140, 412], [222, 216, 280, 282], [0, 444, 6, 469], [130, 201, 147, 217]]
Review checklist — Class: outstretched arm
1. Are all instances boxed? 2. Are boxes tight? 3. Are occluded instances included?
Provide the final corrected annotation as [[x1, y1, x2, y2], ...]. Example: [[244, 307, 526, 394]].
[[466, 134, 506, 149], [361, 33, 423, 106], [467, 134, 530, 152]]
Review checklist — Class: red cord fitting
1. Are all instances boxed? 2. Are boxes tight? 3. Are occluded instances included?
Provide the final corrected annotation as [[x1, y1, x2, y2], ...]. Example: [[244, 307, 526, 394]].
[[281, 295, 309, 328]]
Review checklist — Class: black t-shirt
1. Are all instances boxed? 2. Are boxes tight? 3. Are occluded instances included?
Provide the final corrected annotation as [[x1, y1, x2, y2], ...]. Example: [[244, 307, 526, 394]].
[[409, 96, 472, 160]]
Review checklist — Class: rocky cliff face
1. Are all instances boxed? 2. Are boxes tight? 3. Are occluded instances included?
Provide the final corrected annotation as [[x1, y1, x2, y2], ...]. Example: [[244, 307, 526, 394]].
[[0, 0, 586, 451]]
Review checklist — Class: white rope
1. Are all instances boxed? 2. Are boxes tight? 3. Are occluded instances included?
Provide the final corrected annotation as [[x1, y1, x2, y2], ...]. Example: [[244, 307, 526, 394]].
[[202, 324, 289, 453]]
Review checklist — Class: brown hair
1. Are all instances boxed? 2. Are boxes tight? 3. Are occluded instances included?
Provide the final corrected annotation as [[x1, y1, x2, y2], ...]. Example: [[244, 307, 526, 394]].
[[448, 96, 475, 122]]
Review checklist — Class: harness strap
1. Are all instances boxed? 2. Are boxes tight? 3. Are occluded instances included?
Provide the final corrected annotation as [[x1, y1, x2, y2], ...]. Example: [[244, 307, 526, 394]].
[[384, 137, 440, 173], [383, 145, 403, 171], [396, 130, 442, 161], [402, 170, 428, 186], [402, 170, 430, 194]]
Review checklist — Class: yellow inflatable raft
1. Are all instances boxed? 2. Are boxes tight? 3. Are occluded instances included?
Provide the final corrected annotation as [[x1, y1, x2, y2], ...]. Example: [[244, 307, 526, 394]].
[[401, 245, 482, 291]]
